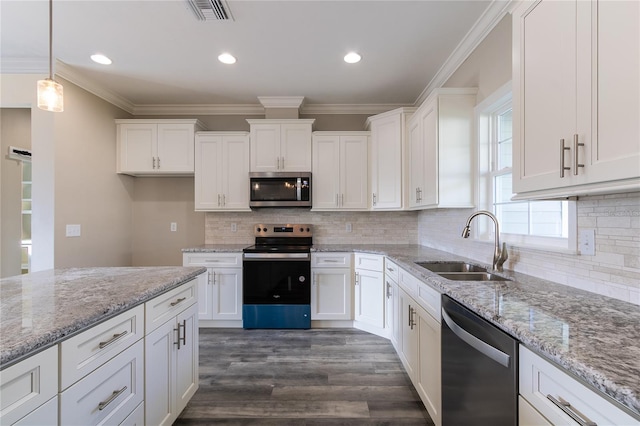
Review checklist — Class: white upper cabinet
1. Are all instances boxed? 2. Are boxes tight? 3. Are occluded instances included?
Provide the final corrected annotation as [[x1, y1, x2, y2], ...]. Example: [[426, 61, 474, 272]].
[[407, 88, 476, 209], [367, 108, 414, 210], [194, 132, 250, 211], [116, 119, 205, 176], [312, 132, 369, 211], [248, 119, 315, 172], [513, 0, 640, 199]]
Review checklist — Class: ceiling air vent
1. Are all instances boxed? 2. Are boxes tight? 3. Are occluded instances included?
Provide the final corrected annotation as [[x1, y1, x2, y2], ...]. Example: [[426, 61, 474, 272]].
[[186, 0, 233, 21]]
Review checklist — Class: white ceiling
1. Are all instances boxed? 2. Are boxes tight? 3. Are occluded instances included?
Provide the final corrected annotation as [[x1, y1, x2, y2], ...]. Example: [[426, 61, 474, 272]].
[[1, 0, 507, 114]]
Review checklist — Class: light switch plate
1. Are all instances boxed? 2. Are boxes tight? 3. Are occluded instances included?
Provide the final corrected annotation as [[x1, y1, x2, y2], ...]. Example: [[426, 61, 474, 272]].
[[579, 229, 595, 256], [170, 222, 177, 232], [66, 224, 81, 237]]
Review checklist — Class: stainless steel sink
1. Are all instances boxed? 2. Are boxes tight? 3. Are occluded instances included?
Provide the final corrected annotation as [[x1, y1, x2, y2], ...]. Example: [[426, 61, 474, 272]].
[[437, 272, 511, 281], [415, 261, 487, 273], [415, 261, 511, 281]]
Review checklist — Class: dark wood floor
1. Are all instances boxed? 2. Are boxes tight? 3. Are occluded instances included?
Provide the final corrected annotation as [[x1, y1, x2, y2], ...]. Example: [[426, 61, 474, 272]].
[[175, 328, 434, 425]]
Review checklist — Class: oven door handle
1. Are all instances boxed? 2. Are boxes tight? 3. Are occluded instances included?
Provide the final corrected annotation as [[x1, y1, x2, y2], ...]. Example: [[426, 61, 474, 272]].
[[442, 307, 510, 368], [243, 253, 310, 260]]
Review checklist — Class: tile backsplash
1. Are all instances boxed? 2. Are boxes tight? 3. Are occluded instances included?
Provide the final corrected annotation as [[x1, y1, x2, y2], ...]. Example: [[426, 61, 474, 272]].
[[204, 192, 639, 305]]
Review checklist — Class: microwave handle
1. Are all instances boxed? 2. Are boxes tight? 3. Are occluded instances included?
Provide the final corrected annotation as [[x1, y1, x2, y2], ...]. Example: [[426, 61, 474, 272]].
[[297, 178, 302, 201]]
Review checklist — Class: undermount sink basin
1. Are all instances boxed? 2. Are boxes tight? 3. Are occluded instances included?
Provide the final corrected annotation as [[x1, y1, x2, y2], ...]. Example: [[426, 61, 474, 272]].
[[415, 262, 511, 282], [415, 261, 488, 273], [437, 272, 511, 282]]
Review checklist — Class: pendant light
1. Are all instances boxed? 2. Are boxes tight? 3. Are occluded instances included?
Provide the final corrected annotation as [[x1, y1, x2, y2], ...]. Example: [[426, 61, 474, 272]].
[[37, 0, 63, 112]]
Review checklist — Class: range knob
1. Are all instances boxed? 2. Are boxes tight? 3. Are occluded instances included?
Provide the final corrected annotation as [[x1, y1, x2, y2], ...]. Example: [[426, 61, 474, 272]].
[[300, 227, 304, 232], [306, 227, 310, 232], [262, 227, 267, 232]]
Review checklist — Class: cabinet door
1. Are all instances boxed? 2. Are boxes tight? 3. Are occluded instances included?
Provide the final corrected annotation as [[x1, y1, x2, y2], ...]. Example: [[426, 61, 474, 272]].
[[398, 288, 418, 380], [119, 123, 156, 173], [197, 270, 213, 320], [250, 124, 280, 172], [312, 135, 341, 210], [354, 268, 385, 328], [385, 278, 396, 344], [280, 123, 312, 171], [222, 135, 250, 210], [157, 123, 195, 172], [194, 134, 223, 210], [211, 268, 242, 320], [145, 317, 175, 426], [586, 0, 640, 184], [340, 135, 369, 210], [407, 115, 423, 208], [513, 0, 579, 193], [370, 114, 403, 209], [311, 268, 352, 320], [175, 303, 199, 415], [420, 100, 439, 207], [415, 304, 441, 426]]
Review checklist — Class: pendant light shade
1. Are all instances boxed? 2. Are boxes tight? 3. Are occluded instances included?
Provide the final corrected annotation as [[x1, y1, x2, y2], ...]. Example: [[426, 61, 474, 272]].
[[37, 0, 63, 112]]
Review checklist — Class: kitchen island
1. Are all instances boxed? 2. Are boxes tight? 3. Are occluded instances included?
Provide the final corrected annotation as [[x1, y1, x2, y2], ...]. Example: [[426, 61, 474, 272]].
[[0, 266, 205, 426], [185, 243, 640, 420]]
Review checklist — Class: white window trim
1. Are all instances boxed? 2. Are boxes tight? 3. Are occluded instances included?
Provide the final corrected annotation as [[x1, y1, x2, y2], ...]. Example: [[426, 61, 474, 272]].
[[474, 82, 577, 254]]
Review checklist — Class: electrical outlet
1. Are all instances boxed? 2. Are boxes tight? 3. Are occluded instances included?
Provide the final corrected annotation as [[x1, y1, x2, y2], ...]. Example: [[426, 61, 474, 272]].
[[170, 222, 177, 232], [231, 223, 237, 232], [346, 223, 352, 232], [579, 229, 595, 256], [66, 224, 81, 237]]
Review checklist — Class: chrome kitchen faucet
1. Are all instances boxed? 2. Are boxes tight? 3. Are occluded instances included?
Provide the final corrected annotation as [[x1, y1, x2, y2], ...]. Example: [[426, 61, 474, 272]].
[[461, 210, 508, 272]]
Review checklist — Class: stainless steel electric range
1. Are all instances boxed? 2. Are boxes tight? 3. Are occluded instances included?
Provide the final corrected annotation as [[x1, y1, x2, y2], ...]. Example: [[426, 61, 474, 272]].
[[242, 224, 312, 329]]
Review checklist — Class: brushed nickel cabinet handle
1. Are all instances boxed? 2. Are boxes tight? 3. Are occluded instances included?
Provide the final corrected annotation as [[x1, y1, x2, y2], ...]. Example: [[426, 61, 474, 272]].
[[281, 157, 285, 169], [217, 194, 221, 207], [98, 386, 127, 411], [546, 394, 597, 426], [98, 331, 128, 349], [152, 157, 156, 169], [180, 319, 187, 347], [560, 139, 571, 178], [355, 272, 360, 285], [573, 134, 584, 176], [336, 194, 339, 207], [372, 193, 377, 206], [170, 297, 186, 307]]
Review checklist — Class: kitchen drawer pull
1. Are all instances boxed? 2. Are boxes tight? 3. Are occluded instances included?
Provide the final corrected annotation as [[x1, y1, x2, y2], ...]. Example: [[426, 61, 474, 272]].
[[98, 386, 127, 411], [442, 308, 510, 368], [98, 331, 128, 349], [546, 394, 597, 426], [205, 259, 222, 263], [355, 272, 360, 285], [573, 134, 584, 176], [323, 259, 339, 263], [560, 138, 571, 178], [170, 297, 187, 307], [386, 281, 391, 298]]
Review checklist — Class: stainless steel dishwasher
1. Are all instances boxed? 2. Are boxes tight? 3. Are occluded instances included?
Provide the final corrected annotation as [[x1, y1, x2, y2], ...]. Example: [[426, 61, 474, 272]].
[[441, 295, 518, 425]]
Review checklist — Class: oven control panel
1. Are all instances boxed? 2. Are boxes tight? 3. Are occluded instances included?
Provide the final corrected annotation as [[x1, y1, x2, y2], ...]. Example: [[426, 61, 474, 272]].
[[254, 224, 313, 237]]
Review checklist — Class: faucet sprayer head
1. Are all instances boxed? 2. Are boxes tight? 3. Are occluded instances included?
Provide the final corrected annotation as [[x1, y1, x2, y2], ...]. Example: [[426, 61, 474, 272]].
[[461, 226, 471, 238]]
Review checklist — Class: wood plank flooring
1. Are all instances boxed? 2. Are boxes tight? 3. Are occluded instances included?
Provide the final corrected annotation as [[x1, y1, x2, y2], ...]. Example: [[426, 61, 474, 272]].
[[175, 328, 434, 425]]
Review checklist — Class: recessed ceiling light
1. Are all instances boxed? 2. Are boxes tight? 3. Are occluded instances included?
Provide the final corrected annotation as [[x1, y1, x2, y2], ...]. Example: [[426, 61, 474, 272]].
[[344, 52, 361, 64], [90, 54, 112, 65], [218, 53, 236, 64]]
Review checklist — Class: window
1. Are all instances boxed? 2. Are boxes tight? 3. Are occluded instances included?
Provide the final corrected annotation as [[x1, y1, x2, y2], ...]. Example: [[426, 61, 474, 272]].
[[476, 83, 576, 251]]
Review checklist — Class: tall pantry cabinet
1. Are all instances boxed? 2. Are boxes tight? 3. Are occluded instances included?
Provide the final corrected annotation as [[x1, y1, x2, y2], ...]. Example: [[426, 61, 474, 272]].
[[512, 0, 640, 198]]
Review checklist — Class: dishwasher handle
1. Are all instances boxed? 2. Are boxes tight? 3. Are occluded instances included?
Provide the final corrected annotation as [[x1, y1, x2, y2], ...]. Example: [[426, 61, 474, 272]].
[[442, 307, 511, 368]]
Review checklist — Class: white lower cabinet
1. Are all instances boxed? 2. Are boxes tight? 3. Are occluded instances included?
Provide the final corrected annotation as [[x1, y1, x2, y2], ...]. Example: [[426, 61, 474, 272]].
[[519, 345, 638, 426], [60, 340, 144, 426], [384, 258, 399, 348], [311, 253, 353, 321], [519, 396, 552, 426], [11, 396, 58, 426], [354, 254, 385, 332], [145, 300, 199, 426], [183, 253, 243, 325]]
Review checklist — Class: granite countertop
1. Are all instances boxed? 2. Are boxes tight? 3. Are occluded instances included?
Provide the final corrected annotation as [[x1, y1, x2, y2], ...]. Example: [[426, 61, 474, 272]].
[[310, 244, 640, 418], [182, 244, 247, 253], [0, 266, 206, 369]]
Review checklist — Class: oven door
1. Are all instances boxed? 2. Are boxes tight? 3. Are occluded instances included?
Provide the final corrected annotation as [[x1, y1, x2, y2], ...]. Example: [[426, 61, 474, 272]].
[[243, 255, 311, 304]]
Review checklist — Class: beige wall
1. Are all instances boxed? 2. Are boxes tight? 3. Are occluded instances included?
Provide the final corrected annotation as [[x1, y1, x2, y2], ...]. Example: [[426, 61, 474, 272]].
[[444, 14, 512, 104], [53, 77, 135, 267], [132, 178, 205, 266], [0, 108, 31, 277]]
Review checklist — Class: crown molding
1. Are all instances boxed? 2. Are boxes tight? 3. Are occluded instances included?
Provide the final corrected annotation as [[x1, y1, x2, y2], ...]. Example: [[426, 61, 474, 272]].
[[300, 103, 409, 115], [258, 96, 305, 109], [133, 103, 265, 116], [55, 61, 135, 114], [413, 0, 515, 106]]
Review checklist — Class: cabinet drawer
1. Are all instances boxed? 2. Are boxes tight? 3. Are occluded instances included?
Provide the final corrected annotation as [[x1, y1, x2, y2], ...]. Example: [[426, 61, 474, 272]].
[[519, 345, 638, 426], [183, 252, 242, 268], [398, 268, 418, 296], [145, 279, 197, 333], [60, 304, 144, 390], [0, 346, 58, 425], [354, 253, 384, 272], [384, 258, 399, 283], [60, 340, 144, 426], [12, 395, 57, 426], [120, 401, 144, 426], [312, 252, 352, 268], [416, 282, 441, 322]]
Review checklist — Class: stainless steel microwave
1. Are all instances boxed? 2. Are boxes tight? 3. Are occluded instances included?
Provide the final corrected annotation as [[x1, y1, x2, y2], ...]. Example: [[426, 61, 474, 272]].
[[249, 172, 311, 208]]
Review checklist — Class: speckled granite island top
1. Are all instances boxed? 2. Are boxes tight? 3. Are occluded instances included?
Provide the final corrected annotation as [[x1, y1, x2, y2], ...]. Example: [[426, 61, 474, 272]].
[[0, 266, 205, 369], [184, 244, 639, 417]]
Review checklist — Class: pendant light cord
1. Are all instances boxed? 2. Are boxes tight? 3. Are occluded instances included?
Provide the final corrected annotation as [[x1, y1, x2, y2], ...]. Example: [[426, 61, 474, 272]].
[[49, 0, 53, 79]]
